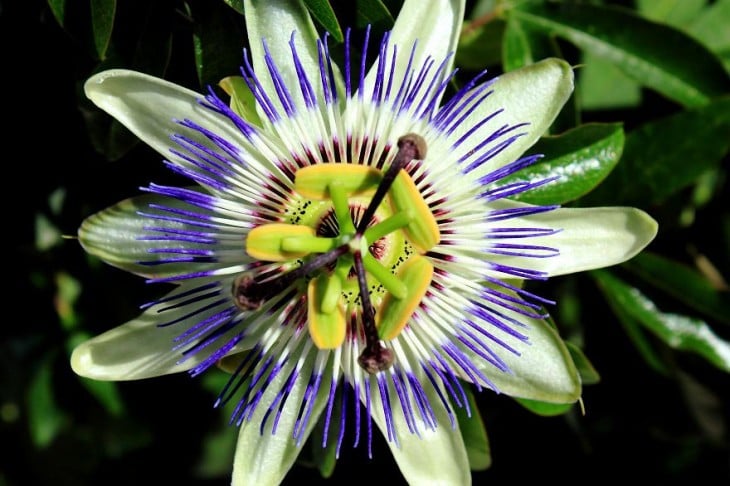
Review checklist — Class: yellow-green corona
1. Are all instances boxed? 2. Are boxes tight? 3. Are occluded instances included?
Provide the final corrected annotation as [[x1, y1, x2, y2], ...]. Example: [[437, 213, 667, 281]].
[[242, 134, 438, 369]]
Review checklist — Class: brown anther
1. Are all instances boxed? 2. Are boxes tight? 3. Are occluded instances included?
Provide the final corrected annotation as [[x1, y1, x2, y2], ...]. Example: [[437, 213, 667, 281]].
[[397, 133, 427, 161], [358, 342, 394, 374], [232, 274, 266, 311]]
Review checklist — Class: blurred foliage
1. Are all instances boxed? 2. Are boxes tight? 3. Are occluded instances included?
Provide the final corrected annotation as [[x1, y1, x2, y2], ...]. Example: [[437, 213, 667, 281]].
[[6, 0, 730, 484]]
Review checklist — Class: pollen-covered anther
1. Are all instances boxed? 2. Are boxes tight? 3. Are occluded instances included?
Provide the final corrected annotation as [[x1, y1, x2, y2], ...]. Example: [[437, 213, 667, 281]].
[[307, 274, 346, 349], [232, 273, 266, 311], [376, 254, 434, 340], [245, 223, 316, 261], [294, 164, 382, 200], [358, 341, 395, 374]]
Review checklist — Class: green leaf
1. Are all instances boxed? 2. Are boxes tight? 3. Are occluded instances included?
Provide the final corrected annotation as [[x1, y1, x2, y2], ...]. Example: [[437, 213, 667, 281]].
[[223, 0, 245, 14], [192, 1, 247, 88], [688, 0, 730, 55], [498, 123, 624, 206], [90, 0, 116, 60], [593, 270, 730, 373], [566, 342, 600, 385], [47, 0, 68, 27], [356, 0, 394, 30], [455, 388, 491, 471], [457, 19, 506, 69], [508, 2, 730, 107], [586, 97, 730, 206], [27, 357, 67, 448], [593, 270, 672, 375], [637, 0, 706, 27], [303, 0, 343, 42], [578, 52, 642, 110], [624, 252, 730, 326], [502, 16, 557, 72], [514, 397, 574, 416]]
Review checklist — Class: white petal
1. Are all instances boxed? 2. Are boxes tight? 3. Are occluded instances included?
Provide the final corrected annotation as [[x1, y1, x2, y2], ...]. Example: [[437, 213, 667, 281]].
[[417, 279, 581, 403], [244, 0, 343, 115], [475, 313, 581, 403], [78, 193, 243, 279], [430, 58, 574, 180], [232, 352, 328, 486], [370, 377, 471, 485], [71, 284, 237, 380], [363, 0, 465, 103], [84, 70, 245, 162], [495, 206, 658, 277]]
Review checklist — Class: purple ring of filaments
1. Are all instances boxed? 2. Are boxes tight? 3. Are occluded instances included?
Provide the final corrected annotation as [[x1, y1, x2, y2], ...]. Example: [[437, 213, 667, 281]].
[[135, 26, 561, 455]]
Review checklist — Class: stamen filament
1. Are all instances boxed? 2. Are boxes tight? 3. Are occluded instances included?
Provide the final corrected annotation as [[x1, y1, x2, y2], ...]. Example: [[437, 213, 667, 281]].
[[320, 272, 343, 314], [329, 181, 357, 234], [281, 235, 339, 254], [364, 210, 414, 243], [363, 253, 407, 299], [234, 245, 348, 309], [354, 251, 394, 374]]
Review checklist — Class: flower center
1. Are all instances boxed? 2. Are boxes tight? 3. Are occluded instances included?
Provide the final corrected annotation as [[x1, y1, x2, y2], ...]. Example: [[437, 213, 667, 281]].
[[235, 134, 438, 373]]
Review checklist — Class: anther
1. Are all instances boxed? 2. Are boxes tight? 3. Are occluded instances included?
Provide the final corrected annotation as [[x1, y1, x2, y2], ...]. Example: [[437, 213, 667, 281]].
[[358, 342, 394, 374], [232, 273, 266, 311]]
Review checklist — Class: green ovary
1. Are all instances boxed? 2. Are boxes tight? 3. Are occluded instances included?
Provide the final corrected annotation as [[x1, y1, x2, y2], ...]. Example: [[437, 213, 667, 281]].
[[245, 163, 439, 349]]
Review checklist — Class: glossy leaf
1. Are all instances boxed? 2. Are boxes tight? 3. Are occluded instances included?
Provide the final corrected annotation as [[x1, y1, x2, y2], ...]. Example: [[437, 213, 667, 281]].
[[509, 2, 730, 107], [499, 123, 624, 205], [90, 0, 116, 60], [593, 270, 672, 375], [455, 388, 491, 471], [303, 0, 343, 42], [624, 252, 730, 325], [356, 0, 394, 30], [593, 270, 730, 373], [587, 97, 730, 206]]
